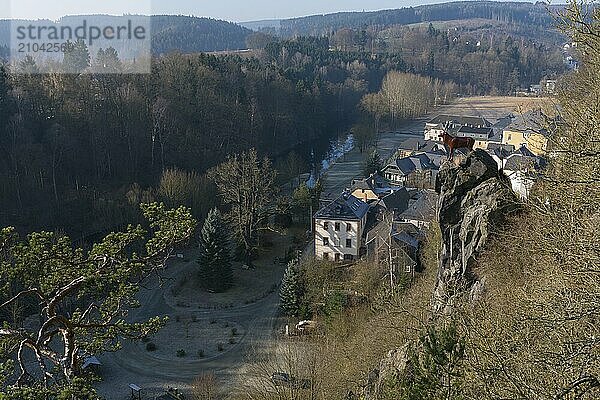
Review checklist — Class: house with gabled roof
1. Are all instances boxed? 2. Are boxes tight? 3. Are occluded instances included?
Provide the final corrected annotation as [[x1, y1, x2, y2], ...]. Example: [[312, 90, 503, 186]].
[[425, 114, 491, 141], [313, 193, 370, 262], [381, 154, 437, 189], [350, 173, 392, 203], [502, 109, 555, 156]]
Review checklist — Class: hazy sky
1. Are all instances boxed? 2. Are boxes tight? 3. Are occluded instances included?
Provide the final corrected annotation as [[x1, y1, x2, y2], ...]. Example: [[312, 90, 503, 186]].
[[0, 0, 523, 22]]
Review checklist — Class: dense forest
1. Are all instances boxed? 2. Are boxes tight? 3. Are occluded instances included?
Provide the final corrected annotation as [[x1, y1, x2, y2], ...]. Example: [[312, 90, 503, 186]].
[[276, 1, 562, 38], [0, 39, 408, 238]]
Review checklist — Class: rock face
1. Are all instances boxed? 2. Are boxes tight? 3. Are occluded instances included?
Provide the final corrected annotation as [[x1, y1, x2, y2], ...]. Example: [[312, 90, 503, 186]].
[[432, 149, 517, 316]]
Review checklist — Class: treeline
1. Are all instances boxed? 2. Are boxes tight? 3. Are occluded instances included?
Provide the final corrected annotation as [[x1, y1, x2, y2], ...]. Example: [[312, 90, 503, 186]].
[[278, 1, 560, 37], [362, 71, 458, 129], [331, 22, 565, 94]]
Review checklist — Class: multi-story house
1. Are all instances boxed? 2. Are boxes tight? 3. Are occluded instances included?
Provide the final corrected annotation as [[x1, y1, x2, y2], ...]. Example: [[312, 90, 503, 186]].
[[381, 154, 437, 189], [313, 193, 369, 262], [502, 109, 554, 156]]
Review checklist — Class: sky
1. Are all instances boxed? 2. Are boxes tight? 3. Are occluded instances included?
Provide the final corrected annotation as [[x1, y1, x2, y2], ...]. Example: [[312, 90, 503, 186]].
[[0, 0, 524, 22]]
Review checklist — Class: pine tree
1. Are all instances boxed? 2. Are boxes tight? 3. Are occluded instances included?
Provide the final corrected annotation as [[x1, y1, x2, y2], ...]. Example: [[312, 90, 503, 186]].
[[198, 208, 233, 293], [279, 260, 301, 317], [363, 149, 383, 177]]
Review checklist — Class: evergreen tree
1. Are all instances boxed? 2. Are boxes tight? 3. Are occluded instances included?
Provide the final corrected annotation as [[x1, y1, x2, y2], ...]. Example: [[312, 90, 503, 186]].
[[363, 149, 383, 177], [198, 208, 233, 292], [62, 39, 90, 73], [279, 260, 301, 317]]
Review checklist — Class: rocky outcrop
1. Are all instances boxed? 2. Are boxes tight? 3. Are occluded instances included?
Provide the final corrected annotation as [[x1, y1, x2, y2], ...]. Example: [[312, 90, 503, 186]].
[[356, 151, 518, 399], [432, 149, 518, 316]]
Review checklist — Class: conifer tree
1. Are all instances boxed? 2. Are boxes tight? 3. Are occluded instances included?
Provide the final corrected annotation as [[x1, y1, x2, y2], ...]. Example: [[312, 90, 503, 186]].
[[198, 208, 233, 292], [363, 148, 383, 176], [279, 259, 301, 317]]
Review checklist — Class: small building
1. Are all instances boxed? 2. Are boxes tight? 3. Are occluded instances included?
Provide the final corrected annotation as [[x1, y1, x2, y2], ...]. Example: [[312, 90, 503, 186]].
[[397, 190, 439, 230], [382, 154, 437, 189], [503, 152, 546, 199], [424, 115, 491, 142], [456, 125, 494, 150], [502, 109, 553, 156], [376, 187, 411, 221], [314, 193, 370, 262], [365, 218, 419, 276], [350, 173, 391, 203]]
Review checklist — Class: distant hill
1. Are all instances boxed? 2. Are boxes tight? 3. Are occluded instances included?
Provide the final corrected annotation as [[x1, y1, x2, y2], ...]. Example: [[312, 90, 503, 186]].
[[0, 15, 252, 56], [152, 15, 250, 54], [247, 1, 563, 41]]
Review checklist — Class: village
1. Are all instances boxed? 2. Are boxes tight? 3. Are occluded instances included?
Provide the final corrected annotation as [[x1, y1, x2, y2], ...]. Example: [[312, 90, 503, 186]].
[[312, 106, 554, 277]]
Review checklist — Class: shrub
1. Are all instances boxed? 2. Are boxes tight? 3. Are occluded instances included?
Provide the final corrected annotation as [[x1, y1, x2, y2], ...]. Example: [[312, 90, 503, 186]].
[[217, 343, 224, 352], [145, 342, 157, 351], [176, 349, 186, 357], [230, 328, 238, 337], [197, 349, 204, 358], [228, 338, 236, 345]]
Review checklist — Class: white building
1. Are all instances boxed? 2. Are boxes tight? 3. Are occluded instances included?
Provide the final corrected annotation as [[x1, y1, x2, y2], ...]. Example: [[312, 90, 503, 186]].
[[313, 193, 369, 262], [424, 115, 491, 141]]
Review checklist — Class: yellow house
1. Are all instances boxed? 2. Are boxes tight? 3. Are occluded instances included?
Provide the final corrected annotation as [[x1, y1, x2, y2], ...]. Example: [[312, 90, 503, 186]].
[[502, 109, 552, 156]]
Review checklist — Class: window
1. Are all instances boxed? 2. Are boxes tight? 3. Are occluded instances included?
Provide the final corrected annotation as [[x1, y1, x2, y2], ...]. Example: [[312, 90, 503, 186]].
[[323, 221, 329, 230], [346, 223, 352, 232], [334, 222, 340, 231], [323, 252, 330, 260], [335, 253, 341, 262], [344, 254, 354, 261], [346, 239, 352, 248], [323, 237, 329, 246]]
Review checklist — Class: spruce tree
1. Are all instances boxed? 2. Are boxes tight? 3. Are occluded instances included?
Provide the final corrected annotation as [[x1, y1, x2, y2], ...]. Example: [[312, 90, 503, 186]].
[[363, 149, 383, 176], [198, 208, 233, 292], [279, 260, 301, 317]]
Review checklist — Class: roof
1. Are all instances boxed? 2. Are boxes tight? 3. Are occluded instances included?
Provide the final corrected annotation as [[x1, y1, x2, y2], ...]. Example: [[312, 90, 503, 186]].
[[379, 188, 411, 212], [351, 173, 389, 192], [384, 154, 437, 176], [314, 193, 370, 221], [399, 190, 439, 223], [487, 143, 516, 159], [427, 114, 491, 128], [505, 109, 552, 137], [457, 125, 494, 136], [366, 219, 419, 250], [504, 153, 546, 172]]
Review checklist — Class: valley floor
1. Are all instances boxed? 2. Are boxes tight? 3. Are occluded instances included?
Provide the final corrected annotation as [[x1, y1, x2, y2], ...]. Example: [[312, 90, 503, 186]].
[[95, 95, 550, 399]]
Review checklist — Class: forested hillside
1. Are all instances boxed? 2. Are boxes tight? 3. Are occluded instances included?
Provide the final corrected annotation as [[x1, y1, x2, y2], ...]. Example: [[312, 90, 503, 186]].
[[0, 16, 251, 55], [152, 16, 250, 54], [0, 43, 408, 237], [276, 1, 561, 38]]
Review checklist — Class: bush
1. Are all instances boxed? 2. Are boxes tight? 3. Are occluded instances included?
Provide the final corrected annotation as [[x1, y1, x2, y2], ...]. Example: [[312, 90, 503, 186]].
[[145, 342, 157, 351], [197, 349, 204, 358], [176, 349, 186, 357], [230, 328, 238, 337], [217, 343, 224, 352], [228, 338, 236, 345]]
